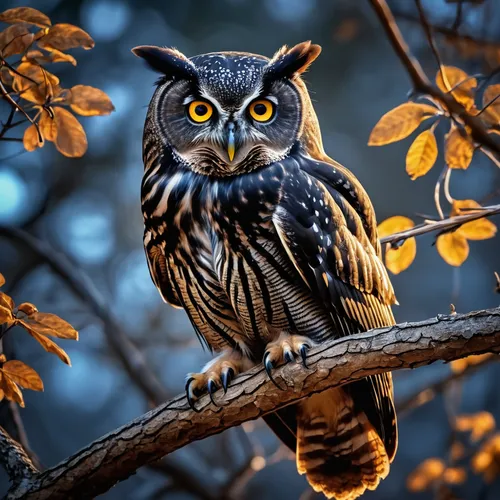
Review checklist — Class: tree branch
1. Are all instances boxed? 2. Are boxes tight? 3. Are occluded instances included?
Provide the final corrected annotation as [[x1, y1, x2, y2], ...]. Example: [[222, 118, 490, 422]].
[[5, 307, 500, 500], [370, 0, 500, 155], [0, 426, 38, 488]]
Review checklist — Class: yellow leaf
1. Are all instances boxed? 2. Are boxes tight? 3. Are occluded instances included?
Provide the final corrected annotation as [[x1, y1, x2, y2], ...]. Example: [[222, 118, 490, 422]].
[[437, 232, 469, 266], [0, 273, 4, 287], [443, 467, 467, 485], [0, 290, 15, 324], [69, 85, 115, 116], [0, 7, 51, 28], [39, 110, 57, 142], [0, 24, 34, 58], [482, 83, 500, 124], [406, 129, 438, 180], [53, 107, 87, 157], [450, 353, 494, 374], [436, 66, 477, 110], [23, 123, 43, 152], [378, 216, 417, 274], [16, 302, 38, 316], [407, 458, 445, 492], [0, 372, 24, 407], [47, 48, 77, 65], [368, 103, 439, 146], [19, 312, 78, 340], [11, 62, 60, 104], [38, 23, 94, 51], [456, 412, 496, 442], [1, 360, 43, 391], [472, 434, 500, 483], [23, 328, 71, 365], [445, 126, 474, 170], [452, 199, 497, 240]]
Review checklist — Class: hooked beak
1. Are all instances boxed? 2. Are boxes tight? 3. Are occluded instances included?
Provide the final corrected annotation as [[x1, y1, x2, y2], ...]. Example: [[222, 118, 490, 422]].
[[226, 122, 236, 162]]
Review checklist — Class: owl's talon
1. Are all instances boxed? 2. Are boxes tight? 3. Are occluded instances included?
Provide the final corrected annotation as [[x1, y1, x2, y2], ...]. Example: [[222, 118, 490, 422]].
[[185, 377, 201, 413], [284, 348, 295, 363], [299, 344, 310, 368], [207, 378, 218, 406], [222, 367, 234, 393], [263, 352, 283, 390]]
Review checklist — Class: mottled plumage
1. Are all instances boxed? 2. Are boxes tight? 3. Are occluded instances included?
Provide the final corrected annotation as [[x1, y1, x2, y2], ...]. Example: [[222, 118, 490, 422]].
[[134, 41, 398, 499]]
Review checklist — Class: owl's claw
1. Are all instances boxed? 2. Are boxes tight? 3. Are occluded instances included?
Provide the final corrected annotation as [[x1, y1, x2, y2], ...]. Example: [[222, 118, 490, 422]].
[[299, 344, 309, 368], [185, 377, 202, 413], [207, 378, 219, 406], [264, 352, 283, 390], [221, 367, 234, 394]]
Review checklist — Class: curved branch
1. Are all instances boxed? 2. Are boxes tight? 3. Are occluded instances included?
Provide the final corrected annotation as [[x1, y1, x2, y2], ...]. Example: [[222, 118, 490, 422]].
[[0, 427, 38, 487], [6, 307, 500, 500]]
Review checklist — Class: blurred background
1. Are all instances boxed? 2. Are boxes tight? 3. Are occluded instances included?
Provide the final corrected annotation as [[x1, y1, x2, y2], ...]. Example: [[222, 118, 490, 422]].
[[0, 0, 499, 498]]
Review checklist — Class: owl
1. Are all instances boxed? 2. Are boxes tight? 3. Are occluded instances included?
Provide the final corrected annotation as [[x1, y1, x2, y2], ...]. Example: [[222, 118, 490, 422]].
[[133, 41, 398, 500]]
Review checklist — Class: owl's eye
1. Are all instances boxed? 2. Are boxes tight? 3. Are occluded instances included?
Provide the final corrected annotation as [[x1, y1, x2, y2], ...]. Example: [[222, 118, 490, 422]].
[[188, 100, 213, 123], [248, 99, 274, 123]]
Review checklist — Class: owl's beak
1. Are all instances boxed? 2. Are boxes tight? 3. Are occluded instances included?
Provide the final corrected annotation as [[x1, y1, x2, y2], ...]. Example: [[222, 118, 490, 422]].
[[226, 122, 236, 162]]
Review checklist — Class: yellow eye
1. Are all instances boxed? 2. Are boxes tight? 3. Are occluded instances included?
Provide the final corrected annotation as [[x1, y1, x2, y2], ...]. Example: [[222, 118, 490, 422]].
[[249, 99, 274, 122], [188, 100, 213, 123]]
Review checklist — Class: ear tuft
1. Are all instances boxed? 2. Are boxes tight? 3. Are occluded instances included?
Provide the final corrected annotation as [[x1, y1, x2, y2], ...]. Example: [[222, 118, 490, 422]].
[[132, 45, 197, 80], [265, 41, 321, 80]]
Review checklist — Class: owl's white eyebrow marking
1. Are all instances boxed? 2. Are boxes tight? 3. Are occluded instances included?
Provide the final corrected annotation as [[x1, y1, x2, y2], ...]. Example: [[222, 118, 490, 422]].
[[197, 87, 227, 117]]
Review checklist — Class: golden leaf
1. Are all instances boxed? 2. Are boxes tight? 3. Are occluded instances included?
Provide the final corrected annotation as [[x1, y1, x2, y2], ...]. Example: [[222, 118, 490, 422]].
[[443, 467, 467, 485], [407, 458, 445, 492], [39, 110, 57, 142], [450, 353, 494, 374], [452, 199, 497, 240], [436, 66, 477, 110], [19, 312, 78, 340], [368, 103, 439, 146], [436, 232, 469, 266], [378, 216, 417, 274], [472, 434, 500, 483], [38, 23, 95, 51], [22, 48, 76, 66], [0, 66, 13, 86], [0, 7, 51, 28], [445, 126, 474, 169], [0, 372, 24, 407], [47, 48, 77, 65], [0, 273, 4, 287], [11, 62, 60, 104], [0, 24, 34, 58], [406, 129, 438, 180], [0, 290, 15, 324], [23, 123, 43, 152], [482, 83, 500, 124], [1, 360, 43, 391], [456, 412, 496, 442], [69, 85, 115, 116], [16, 302, 38, 316], [23, 327, 71, 365], [53, 107, 87, 157]]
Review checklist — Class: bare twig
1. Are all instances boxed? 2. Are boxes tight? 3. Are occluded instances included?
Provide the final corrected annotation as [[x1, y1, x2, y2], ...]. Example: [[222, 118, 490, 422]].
[[4, 306, 500, 500], [380, 203, 500, 246]]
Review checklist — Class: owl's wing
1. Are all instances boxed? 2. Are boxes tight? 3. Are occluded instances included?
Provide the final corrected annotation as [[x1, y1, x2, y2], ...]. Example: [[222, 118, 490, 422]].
[[272, 155, 397, 458]]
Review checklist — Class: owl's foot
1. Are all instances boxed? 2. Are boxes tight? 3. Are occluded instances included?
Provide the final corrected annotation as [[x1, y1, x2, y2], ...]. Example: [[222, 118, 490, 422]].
[[263, 333, 314, 389], [185, 350, 252, 411]]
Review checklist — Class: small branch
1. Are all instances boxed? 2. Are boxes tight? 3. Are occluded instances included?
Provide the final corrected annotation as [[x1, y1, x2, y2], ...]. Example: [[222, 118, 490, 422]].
[[6, 307, 500, 500], [0, 426, 38, 487], [380, 203, 500, 246]]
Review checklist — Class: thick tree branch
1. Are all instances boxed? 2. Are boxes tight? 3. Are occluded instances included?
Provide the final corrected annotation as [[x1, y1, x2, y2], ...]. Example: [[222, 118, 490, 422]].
[[5, 307, 500, 500], [370, 0, 500, 155], [0, 427, 38, 488]]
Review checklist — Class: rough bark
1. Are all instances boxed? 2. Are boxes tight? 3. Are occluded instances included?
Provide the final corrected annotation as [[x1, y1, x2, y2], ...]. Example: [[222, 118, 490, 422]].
[[4, 307, 500, 500]]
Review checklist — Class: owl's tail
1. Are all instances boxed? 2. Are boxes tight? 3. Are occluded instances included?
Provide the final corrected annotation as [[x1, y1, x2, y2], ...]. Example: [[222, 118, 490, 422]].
[[296, 388, 391, 500]]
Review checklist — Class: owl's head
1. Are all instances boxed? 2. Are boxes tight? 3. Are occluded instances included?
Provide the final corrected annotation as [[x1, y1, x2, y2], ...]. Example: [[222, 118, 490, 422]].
[[133, 41, 321, 176]]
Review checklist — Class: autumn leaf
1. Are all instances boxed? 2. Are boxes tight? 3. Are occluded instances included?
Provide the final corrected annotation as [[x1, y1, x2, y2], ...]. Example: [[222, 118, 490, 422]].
[[0, 290, 14, 324], [1, 360, 43, 391], [18, 312, 78, 340], [38, 23, 94, 52], [456, 412, 496, 442], [436, 231, 469, 266], [11, 61, 60, 104], [450, 353, 494, 374], [39, 110, 57, 142], [436, 66, 477, 110], [378, 216, 417, 274], [452, 199, 497, 240], [406, 129, 438, 180], [407, 458, 445, 492], [23, 123, 43, 151], [368, 103, 439, 146], [47, 48, 77, 65], [0, 24, 34, 58], [445, 126, 474, 169], [443, 467, 467, 485], [23, 48, 77, 66], [69, 85, 114, 116], [482, 83, 500, 124], [472, 433, 500, 483], [0, 7, 51, 28], [17, 302, 38, 316], [0, 273, 4, 287], [24, 328, 71, 365], [0, 372, 24, 407], [53, 107, 87, 157]]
